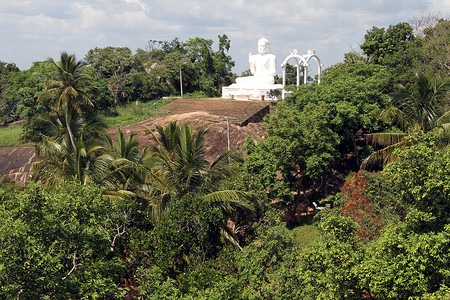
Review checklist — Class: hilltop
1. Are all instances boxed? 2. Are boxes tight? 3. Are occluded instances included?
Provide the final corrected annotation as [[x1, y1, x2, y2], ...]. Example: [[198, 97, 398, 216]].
[[0, 98, 276, 183]]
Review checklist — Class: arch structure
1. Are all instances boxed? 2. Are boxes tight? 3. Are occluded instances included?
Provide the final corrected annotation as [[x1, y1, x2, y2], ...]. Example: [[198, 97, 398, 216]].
[[281, 49, 323, 99]]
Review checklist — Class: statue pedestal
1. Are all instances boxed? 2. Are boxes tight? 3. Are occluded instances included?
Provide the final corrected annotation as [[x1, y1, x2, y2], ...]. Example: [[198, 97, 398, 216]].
[[222, 83, 283, 100]]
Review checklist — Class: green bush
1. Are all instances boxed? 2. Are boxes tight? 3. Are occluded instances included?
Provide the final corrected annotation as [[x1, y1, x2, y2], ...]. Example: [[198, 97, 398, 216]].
[[135, 194, 226, 296], [0, 181, 128, 298]]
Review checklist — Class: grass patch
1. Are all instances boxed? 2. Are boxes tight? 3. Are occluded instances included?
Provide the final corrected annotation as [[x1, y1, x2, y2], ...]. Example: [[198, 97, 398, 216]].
[[103, 98, 175, 128], [291, 225, 321, 248], [0, 98, 174, 146], [0, 124, 23, 146]]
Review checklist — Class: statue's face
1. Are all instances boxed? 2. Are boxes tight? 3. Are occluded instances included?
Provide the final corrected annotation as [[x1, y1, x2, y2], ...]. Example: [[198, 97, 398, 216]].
[[258, 41, 269, 55]]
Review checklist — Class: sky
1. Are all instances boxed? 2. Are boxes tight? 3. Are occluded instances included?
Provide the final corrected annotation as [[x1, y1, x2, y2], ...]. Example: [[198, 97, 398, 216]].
[[1, 0, 449, 75]]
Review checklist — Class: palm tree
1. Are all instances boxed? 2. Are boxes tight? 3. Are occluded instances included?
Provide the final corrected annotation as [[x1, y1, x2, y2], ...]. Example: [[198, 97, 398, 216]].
[[37, 52, 95, 151], [102, 128, 146, 196], [361, 72, 449, 169], [32, 113, 112, 185], [105, 128, 141, 164], [141, 121, 254, 249], [32, 116, 139, 201], [33, 132, 114, 186]]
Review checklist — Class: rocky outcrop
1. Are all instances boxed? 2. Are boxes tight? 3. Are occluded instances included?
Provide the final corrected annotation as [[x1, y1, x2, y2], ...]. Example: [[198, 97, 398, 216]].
[[0, 98, 275, 184], [0, 146, 36, 183]]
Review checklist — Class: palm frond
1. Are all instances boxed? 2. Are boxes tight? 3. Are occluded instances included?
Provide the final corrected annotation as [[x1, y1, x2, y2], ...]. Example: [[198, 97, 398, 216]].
[[102, 190, 136, 201], [378, 104, 411, 130], [360, 139, 409, 170], [435, 110, 450, 127], [431, 123, 450, 146], [220, 227, 242, 251], [203, 190, 255, 217], [144, 193, 172, 222], [364, 132, 407, 146]]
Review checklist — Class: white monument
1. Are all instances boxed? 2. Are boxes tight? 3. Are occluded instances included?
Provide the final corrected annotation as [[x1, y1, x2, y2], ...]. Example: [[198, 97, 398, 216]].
[[280, 49, 323, 99], [222, 38, 283, 100]]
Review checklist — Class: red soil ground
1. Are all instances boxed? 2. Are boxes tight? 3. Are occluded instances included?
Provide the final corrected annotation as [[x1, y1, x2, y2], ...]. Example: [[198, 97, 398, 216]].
[[0, 98, 276, 183]]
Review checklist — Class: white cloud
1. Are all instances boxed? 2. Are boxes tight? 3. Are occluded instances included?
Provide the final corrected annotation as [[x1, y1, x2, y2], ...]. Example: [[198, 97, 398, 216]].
[[0, 0, 447, 72]]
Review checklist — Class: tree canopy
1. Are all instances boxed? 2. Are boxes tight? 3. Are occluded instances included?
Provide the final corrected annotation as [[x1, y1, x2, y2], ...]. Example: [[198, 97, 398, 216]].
[[0, 17, 449, 299]]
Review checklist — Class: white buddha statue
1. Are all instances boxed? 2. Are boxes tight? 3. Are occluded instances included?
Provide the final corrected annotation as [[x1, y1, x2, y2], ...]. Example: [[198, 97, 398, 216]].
[[235, 38, 277, 85], [222, 38, 282, 100]]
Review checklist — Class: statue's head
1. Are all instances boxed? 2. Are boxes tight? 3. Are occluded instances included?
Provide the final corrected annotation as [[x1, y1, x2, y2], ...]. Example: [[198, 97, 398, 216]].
[[257, 38, 269, 55]]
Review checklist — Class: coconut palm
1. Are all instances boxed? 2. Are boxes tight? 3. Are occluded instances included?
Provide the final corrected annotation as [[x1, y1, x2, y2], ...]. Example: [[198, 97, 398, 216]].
[[102, 128, 147, 196], [105, 128, 142, 163], [33, 132, 113, 186], [31, 111, 114, 183], [37, 52, 95, 150], [361, 72, 449, 169], [141, 121, 254, 248], [32, 115, 138, 202]]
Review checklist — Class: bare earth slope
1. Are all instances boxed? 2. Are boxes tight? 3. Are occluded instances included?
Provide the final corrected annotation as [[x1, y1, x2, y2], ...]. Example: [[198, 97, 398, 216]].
[[0, 98, 274, 183], [0, 146, 36, 183]]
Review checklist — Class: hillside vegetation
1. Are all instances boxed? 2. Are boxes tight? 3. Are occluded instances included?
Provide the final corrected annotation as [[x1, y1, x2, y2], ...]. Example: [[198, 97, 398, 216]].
[[0, 17, 449, 299]]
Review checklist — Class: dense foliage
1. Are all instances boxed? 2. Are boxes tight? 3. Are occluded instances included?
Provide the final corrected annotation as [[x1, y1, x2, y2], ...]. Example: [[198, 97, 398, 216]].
[[0, 181, 130, 298], [0, 17, 449, 299]]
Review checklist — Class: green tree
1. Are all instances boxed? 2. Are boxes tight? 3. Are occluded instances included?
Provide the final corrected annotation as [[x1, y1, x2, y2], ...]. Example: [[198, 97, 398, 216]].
[[14, 61, 56, 137], [236, 222, 300, 299], [362, 72, 449, 168], [37, 52, 96, 150], [288, 54, 392, 163], [358, 217, 450, 299], [84, 46, 136, 78], [125, 70, 174, 103], [0, 181, 129, 298], [212, 34, 235, 88], [0, 61, 20, 124], [84, 46, 146, 105], [381, 132, 450, 227], [141, 121, 254, 247], [138, 195, 224, 277], [243, 102, 339, 222], [148, 36, 235, 97], [360, 22, 422, 82]]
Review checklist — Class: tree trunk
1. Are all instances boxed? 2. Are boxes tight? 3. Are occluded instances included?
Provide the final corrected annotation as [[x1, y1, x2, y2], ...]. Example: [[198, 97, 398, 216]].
[[65, 105, 76, 151]]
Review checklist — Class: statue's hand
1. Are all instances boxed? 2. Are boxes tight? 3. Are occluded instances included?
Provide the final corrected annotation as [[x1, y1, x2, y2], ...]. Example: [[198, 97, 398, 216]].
[[249, 53, 253, 57]]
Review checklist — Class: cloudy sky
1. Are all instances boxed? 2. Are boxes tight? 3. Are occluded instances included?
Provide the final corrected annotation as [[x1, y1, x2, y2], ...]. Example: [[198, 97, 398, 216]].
[[1, 0, 448, 74]]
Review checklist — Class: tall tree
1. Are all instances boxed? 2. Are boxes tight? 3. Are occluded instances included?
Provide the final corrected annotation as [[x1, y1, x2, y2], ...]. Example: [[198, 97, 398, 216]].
[[289, 54, 391, 163], [141, 122, 254, 248], [243, 102, 340, 223], [361, 72, 449, 168], [361, 22, 416, 65], [421, 19, 450, 75], [37, 52, 95, 150], [32, 113, 112, 186], [84, 46, 136, 78], [0, 61, 20, 124], [360, 22, 423, 84]]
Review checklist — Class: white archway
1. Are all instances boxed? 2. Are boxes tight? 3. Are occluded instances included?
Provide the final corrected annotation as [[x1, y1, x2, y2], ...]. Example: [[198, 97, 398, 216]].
[[281, 50, 308, 86], [281, 49, 323, 99], [303, 50, 323, 84]]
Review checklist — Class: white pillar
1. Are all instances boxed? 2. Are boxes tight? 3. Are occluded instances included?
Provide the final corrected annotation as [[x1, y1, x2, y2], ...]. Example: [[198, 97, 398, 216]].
[[304, 64, 308, 85]]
